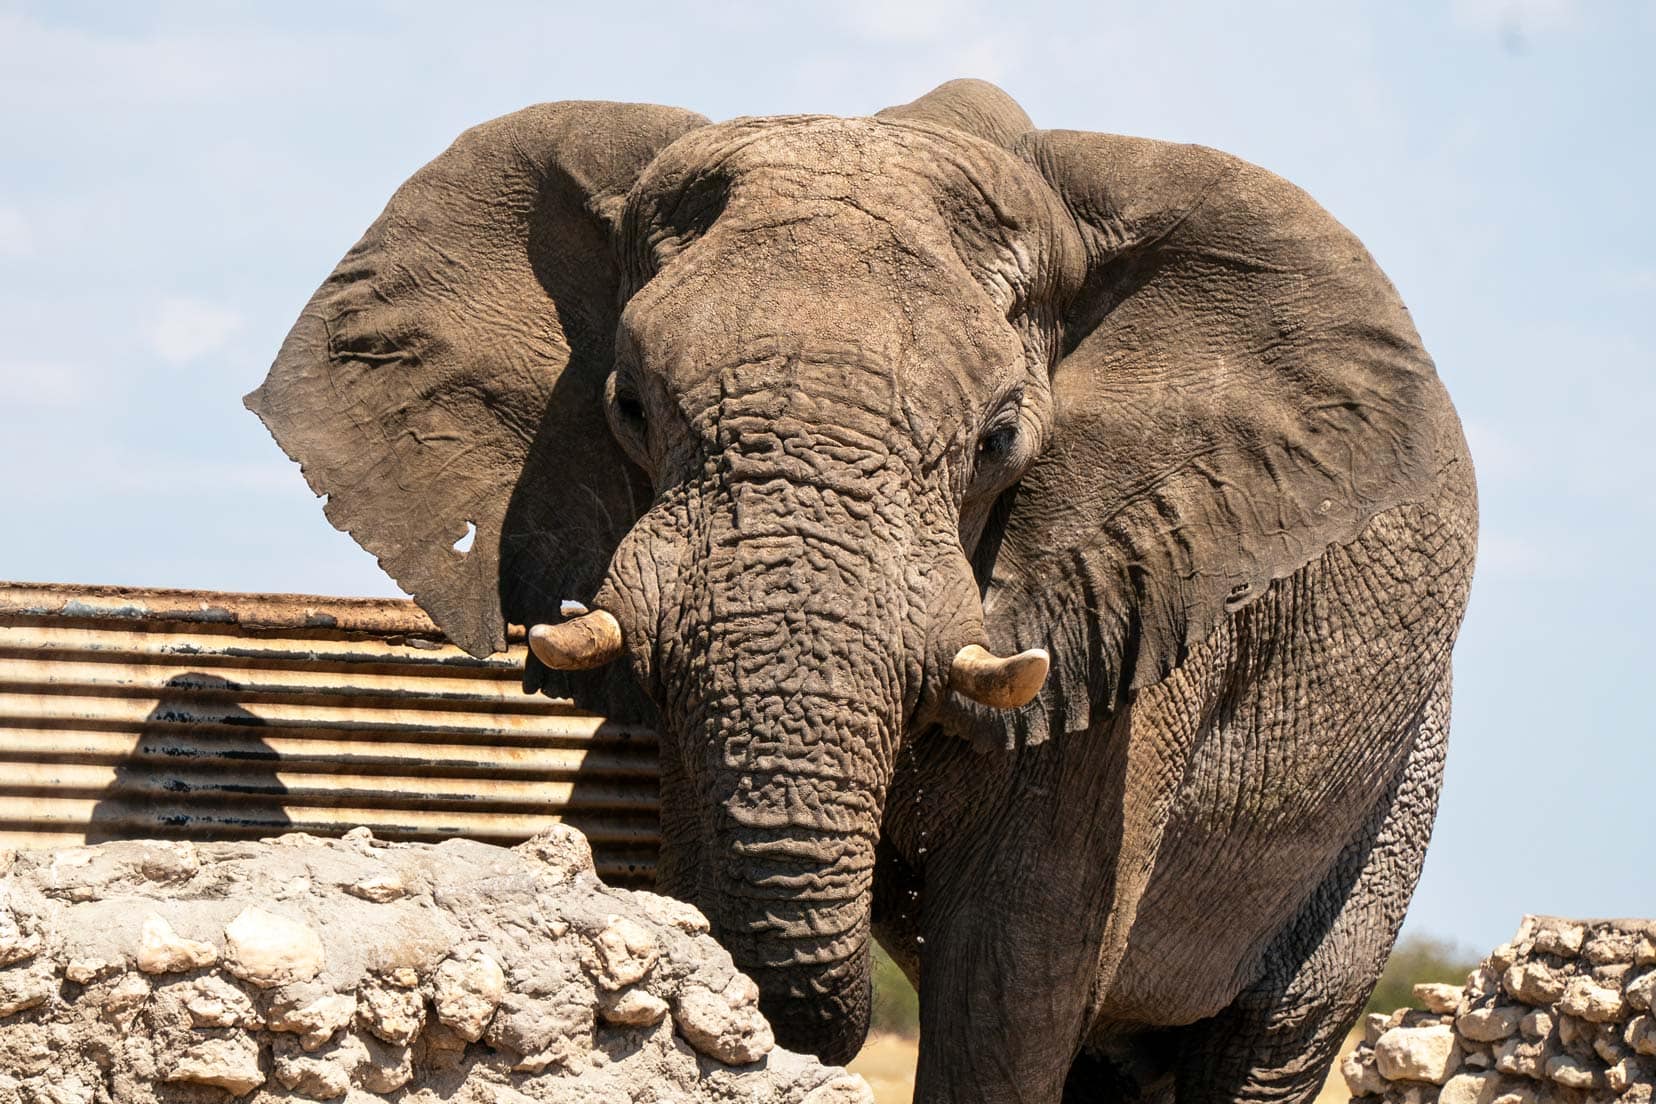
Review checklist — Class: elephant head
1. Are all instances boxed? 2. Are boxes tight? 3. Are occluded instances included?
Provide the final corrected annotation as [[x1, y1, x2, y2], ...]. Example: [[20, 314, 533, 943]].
[[248, 81, 1450, 1064]]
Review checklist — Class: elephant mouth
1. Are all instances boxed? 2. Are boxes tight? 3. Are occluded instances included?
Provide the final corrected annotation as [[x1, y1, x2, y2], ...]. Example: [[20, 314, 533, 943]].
[[517, 402, 1052, 1064], [529, 605, 1048, 709]]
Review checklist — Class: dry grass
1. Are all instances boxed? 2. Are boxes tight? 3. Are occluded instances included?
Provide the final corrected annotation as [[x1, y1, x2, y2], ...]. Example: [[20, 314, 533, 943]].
[[847, 1034, 917, 1103], [847, 1031, 1358, 1104]]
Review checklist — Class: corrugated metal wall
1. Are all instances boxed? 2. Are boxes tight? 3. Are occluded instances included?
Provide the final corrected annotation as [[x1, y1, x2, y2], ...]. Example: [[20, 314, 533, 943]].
[[0, 582, 660, 885]]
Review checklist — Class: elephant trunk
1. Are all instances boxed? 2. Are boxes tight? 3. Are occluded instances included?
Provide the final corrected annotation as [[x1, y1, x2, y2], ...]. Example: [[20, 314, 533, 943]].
[[706, 767, 883, 1064], [645, 402, 925, 1065], [682, 527, 906, 1064]]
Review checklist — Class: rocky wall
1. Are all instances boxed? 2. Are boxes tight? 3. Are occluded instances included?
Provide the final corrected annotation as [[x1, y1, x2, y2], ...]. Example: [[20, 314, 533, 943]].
[[1344, 917, 1656, 1104], [0, 828, 872, 1104]]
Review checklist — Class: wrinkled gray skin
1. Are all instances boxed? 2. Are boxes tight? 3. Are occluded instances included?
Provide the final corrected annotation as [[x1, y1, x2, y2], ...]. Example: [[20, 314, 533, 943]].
[[248, 81, 1477, 1103]]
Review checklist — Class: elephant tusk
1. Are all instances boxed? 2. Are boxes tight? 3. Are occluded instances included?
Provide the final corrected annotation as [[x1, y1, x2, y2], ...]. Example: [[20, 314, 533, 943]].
[[528, 609, 624, 671], [949, 643, 1050, 709]]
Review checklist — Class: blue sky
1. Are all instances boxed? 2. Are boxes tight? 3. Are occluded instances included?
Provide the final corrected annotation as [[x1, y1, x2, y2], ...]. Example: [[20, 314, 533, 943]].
[[1, 0, 1651, 952]]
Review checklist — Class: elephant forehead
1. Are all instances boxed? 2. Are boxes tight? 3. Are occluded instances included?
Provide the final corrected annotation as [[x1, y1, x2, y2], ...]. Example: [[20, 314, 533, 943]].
[[627, 115, 1079, 299], [618, 232, 1027, 424]]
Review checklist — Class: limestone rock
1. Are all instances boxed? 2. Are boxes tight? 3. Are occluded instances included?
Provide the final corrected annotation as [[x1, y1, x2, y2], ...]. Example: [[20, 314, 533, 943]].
[[344, 871, 405, 903], [800, 1076, 877, 1104], [1497, 1038, 1547, 1080], [1533, 923, 1586, 958], [0, 959, 56, 1017], [267, 988, 355, 1049], [1440, 1070, 1502, 1104], [1365, 1012, 1393, 1046], [1520, 1010, 1554, 1040], [1606, 1056, 1654, 1093], [165, 1034, 265, 1096], [1343, 1050, 1389, 1096], [1584, 930, 1642, 967], [1594, 1021, 1632, 1065], [1417, 984, 1466, 1015], [0, 911, 42, 967], [222, 907, 324, 987], [63, 957, 121, 985], [272, 1032, 363, 1099], [1556, 1012, 1592, 1053], [598, 986, 669, 1027], [588, 915, 658, 990], [0, 831, 895, 1104], [1560, 976, 1626, 1023], [357, 979, 424, 1045], [1506, 962, 1567, 1006], [1545, 1054, 1602, 1089], [674, 973, 775, 1065], [99, 971, 150, 1026], [136, 840, 199, 883], [1624, 971, 1655, 1013], [1461, 1005, 1526, 1042], [1466, 966, 1502, 1002], [634, 890, 713, 935], [182, 974, 260, 1028], [358, 1033, 414, 1093], [513, 824, 594, 882], [136, 913, 217, 974], [1630, 1014, 1656, 1057], [433, 950, 506, 1042], [486, 989, 595, 1074]]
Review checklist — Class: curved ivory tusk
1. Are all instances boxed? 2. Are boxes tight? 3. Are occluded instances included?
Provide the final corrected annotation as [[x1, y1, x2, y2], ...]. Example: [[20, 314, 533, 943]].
[[528, 609, 624, 671], [949, 643, 1050, 709]]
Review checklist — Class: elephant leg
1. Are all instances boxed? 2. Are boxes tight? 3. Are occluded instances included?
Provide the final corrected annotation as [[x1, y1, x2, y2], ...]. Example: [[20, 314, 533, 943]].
[[1172, 673, 1451, 1104], [912, 872, 1107, 1102], [909, 741, 1129, 1104]]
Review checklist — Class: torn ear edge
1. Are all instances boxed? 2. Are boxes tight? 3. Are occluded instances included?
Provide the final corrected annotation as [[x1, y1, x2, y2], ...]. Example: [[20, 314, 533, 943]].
[[245, 101, 708, 661]]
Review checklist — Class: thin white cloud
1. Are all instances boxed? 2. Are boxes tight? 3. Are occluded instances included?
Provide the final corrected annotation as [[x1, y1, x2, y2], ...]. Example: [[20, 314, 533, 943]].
[[946, 37, 1020, 86], [0, 361, 86, 407], [144, 296, 244, 365], [1452, 0, 1580, 35], [0, 205, 31, 258], [0, 11, 344, 111], [838, 0, 958, 43]]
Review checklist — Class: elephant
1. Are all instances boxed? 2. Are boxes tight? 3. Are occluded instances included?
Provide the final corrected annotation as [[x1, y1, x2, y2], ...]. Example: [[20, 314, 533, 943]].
[[247, 80, 1477, 1103]]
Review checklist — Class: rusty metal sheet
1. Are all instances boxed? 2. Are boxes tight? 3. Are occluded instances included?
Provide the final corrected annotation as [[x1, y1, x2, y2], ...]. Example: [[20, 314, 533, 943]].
[[0, 581, 659, 885]]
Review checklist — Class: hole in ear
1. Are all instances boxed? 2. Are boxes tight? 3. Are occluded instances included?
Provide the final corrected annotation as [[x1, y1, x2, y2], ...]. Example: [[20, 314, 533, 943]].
[[453, 521, 477, 555]]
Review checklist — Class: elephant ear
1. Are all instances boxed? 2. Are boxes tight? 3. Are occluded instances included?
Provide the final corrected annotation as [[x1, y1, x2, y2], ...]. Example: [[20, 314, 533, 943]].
[[246, 101, 707, 663], [975, 130, 1456, 745]]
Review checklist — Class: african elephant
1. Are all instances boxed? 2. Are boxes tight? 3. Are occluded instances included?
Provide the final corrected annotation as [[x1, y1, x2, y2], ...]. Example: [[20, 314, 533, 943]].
[[248, 80, 1477, 1103]]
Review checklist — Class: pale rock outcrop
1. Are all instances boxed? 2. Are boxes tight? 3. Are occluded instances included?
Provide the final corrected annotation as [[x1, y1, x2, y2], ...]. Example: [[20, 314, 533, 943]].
[[222, 907, 325, 987], [136, 914, 217, 974], [1375, 1024, 1460, 1084], [1345, 917, 1656, 1104], [431, 949, 506, 1041], [0, 826, 871, 1104]]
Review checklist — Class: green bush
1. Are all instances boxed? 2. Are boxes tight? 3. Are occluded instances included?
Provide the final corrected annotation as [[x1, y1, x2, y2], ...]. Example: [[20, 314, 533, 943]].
[[870, 945, 920, 1037], [866, 931, 1470, 1035], [1366, 933, 1478, 1015]]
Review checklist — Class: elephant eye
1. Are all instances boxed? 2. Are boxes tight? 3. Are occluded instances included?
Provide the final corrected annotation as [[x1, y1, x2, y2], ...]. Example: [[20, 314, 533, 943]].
[[605, 373, 651, 469], [977, 424, 1017, 461], [616, 392, 646, 426]]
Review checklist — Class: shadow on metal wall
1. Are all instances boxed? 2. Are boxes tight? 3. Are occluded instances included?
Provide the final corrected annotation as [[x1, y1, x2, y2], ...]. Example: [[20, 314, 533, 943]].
[[86, 672, 292, 844]]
